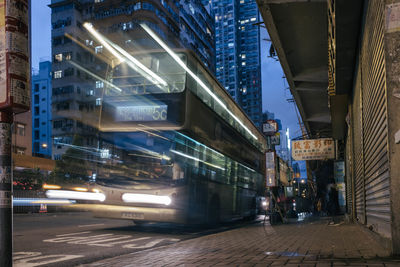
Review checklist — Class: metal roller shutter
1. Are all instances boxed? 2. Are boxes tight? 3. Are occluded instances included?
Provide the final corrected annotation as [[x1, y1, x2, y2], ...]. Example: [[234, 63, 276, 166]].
[[360, 0, 391, 238], [345, 121, 353, 217], [353, 66, 365, 224]]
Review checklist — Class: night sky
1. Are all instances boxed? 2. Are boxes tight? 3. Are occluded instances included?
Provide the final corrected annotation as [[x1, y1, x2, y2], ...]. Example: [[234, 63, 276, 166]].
[[31, 0, 306, 177]]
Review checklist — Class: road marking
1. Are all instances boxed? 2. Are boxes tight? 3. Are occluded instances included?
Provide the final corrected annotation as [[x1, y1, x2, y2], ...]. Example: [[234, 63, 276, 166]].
[[78, 223, 105, 228], [56, 231, 91, 237], [43, 232, 180, 249], [104, 237, 152, 247], [78, 235, 132, 247], [13, 252, 42, 260], [13, 252, 83, 267], [44, 233, 114, 243], [123, 238, 180, 249]]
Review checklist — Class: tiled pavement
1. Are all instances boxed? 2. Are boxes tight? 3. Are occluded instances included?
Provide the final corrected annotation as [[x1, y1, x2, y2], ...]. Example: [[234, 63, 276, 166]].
[[84, 218, 400, 267]]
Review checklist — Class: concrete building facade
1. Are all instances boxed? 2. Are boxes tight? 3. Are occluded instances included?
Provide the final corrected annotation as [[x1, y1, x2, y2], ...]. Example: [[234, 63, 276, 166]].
[[49, 0, 214, 160], [31, 61, 52, 158]]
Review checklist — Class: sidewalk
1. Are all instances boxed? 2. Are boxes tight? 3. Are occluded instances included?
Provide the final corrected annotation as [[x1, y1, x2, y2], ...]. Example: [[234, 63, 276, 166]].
[[84, 218, 400, 267]]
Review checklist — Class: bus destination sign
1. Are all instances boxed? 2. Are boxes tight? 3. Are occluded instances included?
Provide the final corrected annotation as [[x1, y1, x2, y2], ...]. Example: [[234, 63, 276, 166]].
[[115, 104, 168, 122]]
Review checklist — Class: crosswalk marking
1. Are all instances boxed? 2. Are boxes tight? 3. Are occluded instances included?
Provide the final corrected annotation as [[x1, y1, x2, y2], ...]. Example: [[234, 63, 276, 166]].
[[13, 252, 83, 267], [105, 237, 152, 247], [56, 231, 91, 237], [43, 231, 180, 249]]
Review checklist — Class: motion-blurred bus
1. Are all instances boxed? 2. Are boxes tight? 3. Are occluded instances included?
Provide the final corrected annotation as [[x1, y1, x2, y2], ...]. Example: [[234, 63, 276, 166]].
[[46, 24, 267, 225]]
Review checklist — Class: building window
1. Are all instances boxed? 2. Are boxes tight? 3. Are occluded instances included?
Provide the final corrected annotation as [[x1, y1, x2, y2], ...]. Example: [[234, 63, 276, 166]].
[[95, 46, 103, 54], [34, 142, 40, 153], [54, 70, 62, 79], [53, 120, 62, 129], [34, 119, 39, 128], [34, 130, 40, 140], [34, 107, 39, 116], [95, 81, 104, 89], [34, 84, 39, 92], [34, 94, 39, 104], [54, 53, 63, 62], [96, 98, 102, 106], [64, 68, 74, 77], [64, 52, 72, 60], [85, 39, 93, 46], [16, 124, 25, 136], [16, 148, 25, 155]]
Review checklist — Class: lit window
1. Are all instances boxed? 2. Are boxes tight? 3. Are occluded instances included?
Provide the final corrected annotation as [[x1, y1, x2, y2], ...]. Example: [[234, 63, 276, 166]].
[[189, 3, 195, 14], [85, 39, 93, 46], [95, 45, 103, 54], [240, 0, 244, 3], [95, 80, 104, 88], [87, 89, 94, 96], [54, 53, 62, 62], [17, 124, 25, 136], [242, 54, 246, 59], [54, 70, 62, 79], [242, 62, 246, 66], [96, 98, 102, 106], [64, 52, 72, 60], [250, 17, 256, 22]]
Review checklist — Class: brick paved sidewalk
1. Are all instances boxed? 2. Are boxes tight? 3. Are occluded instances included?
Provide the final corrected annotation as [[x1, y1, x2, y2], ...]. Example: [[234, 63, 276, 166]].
[[84, 218, 400, 267]]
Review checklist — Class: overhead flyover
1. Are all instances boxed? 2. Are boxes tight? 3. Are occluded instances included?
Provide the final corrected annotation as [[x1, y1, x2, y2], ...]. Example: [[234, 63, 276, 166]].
[[256, 0, 363, 140]]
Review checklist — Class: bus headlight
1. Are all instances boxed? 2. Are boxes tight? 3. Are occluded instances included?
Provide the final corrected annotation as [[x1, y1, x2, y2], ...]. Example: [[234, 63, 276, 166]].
[[122, 193, 172, 205], [46, 190, 106, 202]]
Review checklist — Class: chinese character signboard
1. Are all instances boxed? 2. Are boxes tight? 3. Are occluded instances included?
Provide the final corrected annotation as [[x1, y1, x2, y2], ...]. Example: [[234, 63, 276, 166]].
[[279, 158, 289, 186], [0, 0, 30, 113], [266, 152, 276, 187], [262, 120, 278, 136], [270, 132, 280, 145], [292, 138, 335, 161]]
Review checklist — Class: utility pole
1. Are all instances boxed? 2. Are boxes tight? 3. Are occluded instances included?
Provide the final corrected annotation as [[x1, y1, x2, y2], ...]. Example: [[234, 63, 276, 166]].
[[0, 112, 12, 266], [0, 1, 30, 265]]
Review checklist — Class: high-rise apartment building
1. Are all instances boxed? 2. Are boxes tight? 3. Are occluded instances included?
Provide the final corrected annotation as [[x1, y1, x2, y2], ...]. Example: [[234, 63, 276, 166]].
[[31, 61, 52, 158], [212, 0, 262, 128], [49, 0, 214, 160]]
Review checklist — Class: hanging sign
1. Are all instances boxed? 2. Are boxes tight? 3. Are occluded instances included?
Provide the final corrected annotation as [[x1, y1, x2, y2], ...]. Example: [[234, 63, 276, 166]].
[[262, 120, 278, 136], [292, 138, 335, 161], [270, 132, 280, 145], [265, 151, 276, 187]]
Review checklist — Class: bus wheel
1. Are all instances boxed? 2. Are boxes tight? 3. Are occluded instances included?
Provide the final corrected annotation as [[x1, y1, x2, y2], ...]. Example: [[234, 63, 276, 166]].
[[207, 196, 220, 226]]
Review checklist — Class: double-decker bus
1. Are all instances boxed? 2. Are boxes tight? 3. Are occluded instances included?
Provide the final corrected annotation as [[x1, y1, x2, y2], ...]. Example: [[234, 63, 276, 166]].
[[46, 24, 267, 224]]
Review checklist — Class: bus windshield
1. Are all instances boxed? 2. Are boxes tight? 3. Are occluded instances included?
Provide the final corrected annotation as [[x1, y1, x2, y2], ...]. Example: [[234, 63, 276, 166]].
[[95, 131, 184, 188]]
